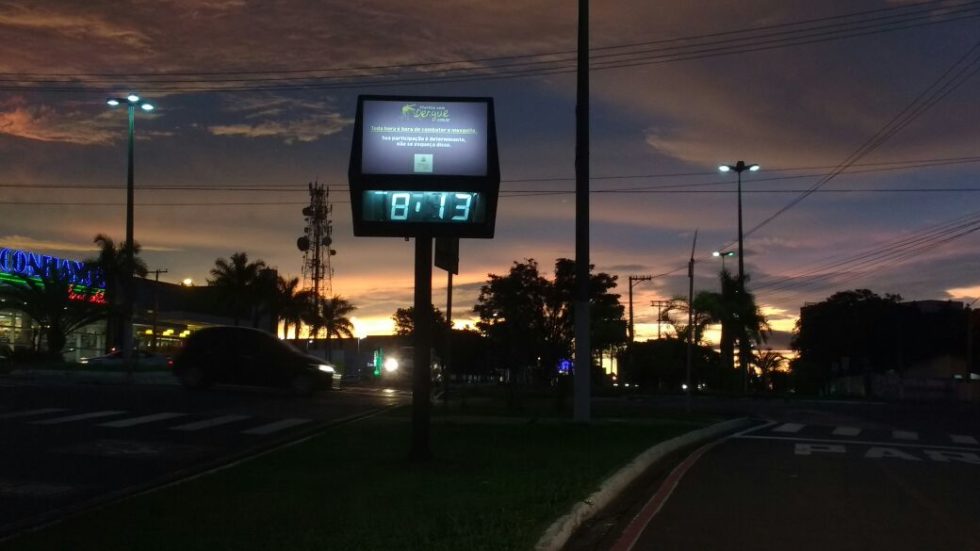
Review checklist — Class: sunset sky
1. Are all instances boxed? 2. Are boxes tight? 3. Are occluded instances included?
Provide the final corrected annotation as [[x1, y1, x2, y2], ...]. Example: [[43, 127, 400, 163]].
[[2, 0, 979, 349]]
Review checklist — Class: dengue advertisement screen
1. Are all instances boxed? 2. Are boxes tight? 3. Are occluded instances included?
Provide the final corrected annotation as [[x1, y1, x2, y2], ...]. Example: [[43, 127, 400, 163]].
[[360, 100, 488, 177]]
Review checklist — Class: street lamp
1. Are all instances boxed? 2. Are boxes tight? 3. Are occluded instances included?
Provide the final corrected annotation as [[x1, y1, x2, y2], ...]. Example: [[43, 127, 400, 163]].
[[712, 250, 736, 271], [719, 161, 759, 393], [107, 93, 155, 374]]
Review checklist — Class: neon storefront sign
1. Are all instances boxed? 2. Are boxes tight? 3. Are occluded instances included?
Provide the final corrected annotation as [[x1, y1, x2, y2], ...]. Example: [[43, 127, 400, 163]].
[[0, 248, 107, 304]]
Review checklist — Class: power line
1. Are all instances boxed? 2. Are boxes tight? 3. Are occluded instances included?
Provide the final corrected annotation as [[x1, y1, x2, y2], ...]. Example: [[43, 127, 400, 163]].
[[753, 210, 980, 296], [717, 36, 980, 254], [2, 154, 978, 193], [1, 0, 960, 80], [1, 2, 977, 93]]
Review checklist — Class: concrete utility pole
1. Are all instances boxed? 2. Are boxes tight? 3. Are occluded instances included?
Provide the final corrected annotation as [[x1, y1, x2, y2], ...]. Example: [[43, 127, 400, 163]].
[[627, 275, 653, 343], [651, 300, 672, 339], [686, 230, 698, 412], [147, 268, 168, 352], [574, 0, 591, 422]]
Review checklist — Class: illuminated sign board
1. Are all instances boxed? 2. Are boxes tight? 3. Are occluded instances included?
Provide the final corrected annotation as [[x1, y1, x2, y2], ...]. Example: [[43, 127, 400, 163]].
[[0, 247, 106, 304], [348, 95, 500, 238]]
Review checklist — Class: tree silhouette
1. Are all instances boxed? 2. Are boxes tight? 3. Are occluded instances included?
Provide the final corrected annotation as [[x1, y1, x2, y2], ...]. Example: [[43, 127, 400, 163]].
[[208, 252, 266, 326], [271, 276, 308, 338], [84, 234, 148, 352], [315, 295, 356, 351]]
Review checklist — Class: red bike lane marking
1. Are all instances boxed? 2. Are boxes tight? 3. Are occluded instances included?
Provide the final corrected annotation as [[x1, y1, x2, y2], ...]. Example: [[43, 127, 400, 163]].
[[609, 422, 774, 551]]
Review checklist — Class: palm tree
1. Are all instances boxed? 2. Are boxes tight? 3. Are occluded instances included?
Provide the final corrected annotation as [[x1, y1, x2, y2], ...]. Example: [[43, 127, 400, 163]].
[[272, 276, 309, 339], [754, 348, 786, 391], [714, 269, 770, 379], [316, 295, 356, 352], [208, 252, 266, 326], [84, 234, 148, 352], [0, 270, 106, 356]]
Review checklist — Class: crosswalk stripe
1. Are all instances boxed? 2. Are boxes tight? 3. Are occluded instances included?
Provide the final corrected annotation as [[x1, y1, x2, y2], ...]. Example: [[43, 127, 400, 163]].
[[772, 423, 805, 433], [950, 434, 978, 445], [241, 418, 311, 435], [0, 408, 69, 420], [98, 412, 187, 428], [171, 415, 252, 431], [832, 426, 861, 437], [32, 411, 126, 425], [892, 430, 918, 440]]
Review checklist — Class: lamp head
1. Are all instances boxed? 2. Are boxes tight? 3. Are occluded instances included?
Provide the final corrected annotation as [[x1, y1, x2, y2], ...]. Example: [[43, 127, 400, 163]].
[[141, 103, 154, 112], [127, 94, 141, 103], [718, 165, 731, 173], [106, 98, 120, 107]]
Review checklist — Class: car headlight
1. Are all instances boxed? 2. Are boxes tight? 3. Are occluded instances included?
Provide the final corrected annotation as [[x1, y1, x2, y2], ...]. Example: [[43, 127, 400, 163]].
[[383, 358, 399, 373], [317, 364, 335, 374]]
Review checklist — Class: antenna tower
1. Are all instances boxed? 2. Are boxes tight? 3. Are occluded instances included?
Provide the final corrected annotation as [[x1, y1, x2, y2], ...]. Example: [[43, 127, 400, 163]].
[[297, 181, 335, 339]]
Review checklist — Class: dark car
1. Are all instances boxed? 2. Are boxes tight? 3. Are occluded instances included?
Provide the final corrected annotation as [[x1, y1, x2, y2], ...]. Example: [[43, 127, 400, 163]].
[[172, 326, 340, 395]]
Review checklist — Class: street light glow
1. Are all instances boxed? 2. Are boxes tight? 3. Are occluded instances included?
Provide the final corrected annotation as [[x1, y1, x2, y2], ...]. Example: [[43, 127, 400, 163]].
[[106, 98, 120, 106], [718, 165, 731, 173], [127, 94, 141, 103], [749, 164, 761, 171], [141, 103, 154, 111]]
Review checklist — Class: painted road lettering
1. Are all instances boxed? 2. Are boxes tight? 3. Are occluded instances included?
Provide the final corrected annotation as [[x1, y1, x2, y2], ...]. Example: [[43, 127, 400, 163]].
[[794, 443, 980, 463]]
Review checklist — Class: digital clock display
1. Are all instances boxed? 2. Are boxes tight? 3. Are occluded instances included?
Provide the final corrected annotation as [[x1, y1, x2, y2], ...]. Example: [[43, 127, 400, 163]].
[[362, 191, 485, 224]]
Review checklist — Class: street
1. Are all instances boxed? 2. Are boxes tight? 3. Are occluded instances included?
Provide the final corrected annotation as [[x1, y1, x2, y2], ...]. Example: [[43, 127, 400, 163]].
[[0, 377, 407, 537], [570, 397, 980, 551]]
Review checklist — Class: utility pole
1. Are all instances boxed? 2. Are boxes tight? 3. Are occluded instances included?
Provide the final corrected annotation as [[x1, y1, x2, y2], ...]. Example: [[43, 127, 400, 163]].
[[651, 300, 672, 339], [686, 230, 698, 412], [573, 0, 591, 423], [147, 268, 168, 352], [627, 275, 653, 343]]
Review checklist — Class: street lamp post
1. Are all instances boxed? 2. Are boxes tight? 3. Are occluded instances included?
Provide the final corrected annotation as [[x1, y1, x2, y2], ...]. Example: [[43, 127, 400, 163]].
[[712, 250, 736, 272], [719, 161, 759, 392], [107, 94, 154, 375]]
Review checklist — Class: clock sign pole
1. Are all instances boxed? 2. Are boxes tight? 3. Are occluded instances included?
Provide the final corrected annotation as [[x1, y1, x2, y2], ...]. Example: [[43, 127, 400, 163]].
[[348, 95, 500, 460]]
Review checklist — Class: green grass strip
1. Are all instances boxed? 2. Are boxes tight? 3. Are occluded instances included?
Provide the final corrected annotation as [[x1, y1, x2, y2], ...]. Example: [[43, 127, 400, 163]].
[[4, 412, 709, 551]]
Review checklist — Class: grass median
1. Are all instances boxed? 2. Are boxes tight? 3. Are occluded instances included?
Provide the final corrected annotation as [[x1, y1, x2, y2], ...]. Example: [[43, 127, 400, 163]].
[[4, 394, 717, 551]]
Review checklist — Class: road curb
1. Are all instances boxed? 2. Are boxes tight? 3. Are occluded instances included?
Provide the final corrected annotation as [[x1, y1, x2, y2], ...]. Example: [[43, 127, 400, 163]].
[[534, 416, 753, 551]]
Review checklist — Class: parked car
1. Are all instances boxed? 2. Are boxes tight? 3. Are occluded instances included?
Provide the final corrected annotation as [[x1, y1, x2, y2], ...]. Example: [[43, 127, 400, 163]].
[[172, 326, 340, 395], [80, 350, 172, 369]]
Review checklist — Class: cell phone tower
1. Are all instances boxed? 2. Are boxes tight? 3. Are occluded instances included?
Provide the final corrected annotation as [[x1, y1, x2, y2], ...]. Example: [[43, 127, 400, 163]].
[[297, 181, 336, 341]]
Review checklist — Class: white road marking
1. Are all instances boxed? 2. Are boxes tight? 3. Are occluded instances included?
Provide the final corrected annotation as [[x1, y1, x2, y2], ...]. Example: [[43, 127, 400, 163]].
[[32, 411, 126, 425], [893, 430, 919, 441], [98, 412, 187, 428], [951, 434, 979, 445], [737, 434, 980, 452], [0, 408, 69, 420], [923, 450, 980, 464], [772, 423, 805, 433], [0, 479, 76, 498], [171, 415, 252, 431], [240, 418, 311, 435], [865, 447, 921, 461], [794, 443, 846, 455], [832, 426, 862, 437]]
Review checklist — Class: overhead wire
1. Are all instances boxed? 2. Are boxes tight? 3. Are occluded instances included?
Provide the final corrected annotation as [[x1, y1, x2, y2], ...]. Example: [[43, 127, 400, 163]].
[[0, 1, 977, 93]]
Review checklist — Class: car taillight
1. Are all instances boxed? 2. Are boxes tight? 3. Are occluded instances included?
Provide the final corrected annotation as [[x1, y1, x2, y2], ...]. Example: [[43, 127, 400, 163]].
[[167, 359, 174, 368]]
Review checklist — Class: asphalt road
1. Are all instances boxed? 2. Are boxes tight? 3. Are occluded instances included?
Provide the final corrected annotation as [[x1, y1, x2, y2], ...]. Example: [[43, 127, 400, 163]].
[[589, 398, 980, 551], [0, 377, 408, 537]]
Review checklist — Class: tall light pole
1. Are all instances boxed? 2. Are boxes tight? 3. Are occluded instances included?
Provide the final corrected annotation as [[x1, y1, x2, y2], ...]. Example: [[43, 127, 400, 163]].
[[107, 93, 154, 375], [719, 161, 759, 392], [712, 250, 735, 272]]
